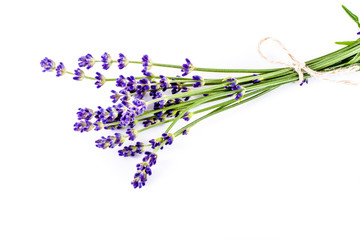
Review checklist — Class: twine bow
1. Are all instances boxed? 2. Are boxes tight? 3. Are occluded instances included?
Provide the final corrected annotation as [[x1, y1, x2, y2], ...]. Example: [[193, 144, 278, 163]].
[[258, 37, 360, 85]]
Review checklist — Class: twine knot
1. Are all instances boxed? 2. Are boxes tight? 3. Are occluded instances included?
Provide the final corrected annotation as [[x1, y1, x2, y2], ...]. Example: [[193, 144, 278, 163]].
[[258, 37, 360, 85]]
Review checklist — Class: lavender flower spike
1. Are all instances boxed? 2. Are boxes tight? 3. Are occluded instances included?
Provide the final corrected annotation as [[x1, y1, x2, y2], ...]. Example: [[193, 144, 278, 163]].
[[142, 54, 152, 70], [142, 54, 153, 77], [40, 57, 56, 72], [78, 54, 95, 69], [55, 62, 66, 77], [73, 120, 94, 132], [95, 72, 106, 88], [95, 133, 125, 149], [118, 142, 145, 157], [101, 52, 112, 70], [131, 152, 157, 188], [131, 161, 152, 189]]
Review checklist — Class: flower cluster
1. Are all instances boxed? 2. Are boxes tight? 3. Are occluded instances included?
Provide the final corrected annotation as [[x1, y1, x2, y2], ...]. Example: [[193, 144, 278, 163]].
[[118, 53, 128, 69], [56, 62, 66, 77], [73, 68, 85, 81], [40, 57, 56, 72], [131, 152, 157, 188], [78, 54, 95, 69], [181, 58, 194, 76], [95, 72, 106, 88], [73, 95, 147, 134], [101, 52, 112, 70]]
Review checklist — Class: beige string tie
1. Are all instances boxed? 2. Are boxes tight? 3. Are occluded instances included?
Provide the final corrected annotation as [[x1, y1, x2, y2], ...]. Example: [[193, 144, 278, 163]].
[[258, 37, 360, 85]]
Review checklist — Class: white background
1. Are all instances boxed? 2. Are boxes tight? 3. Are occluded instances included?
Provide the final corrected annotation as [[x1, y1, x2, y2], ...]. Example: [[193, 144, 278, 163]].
[[1, 0, 360, 239]]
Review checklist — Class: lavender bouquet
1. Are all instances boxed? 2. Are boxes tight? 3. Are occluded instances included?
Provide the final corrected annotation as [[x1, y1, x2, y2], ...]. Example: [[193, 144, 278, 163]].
[[41, 5, 360, 189]]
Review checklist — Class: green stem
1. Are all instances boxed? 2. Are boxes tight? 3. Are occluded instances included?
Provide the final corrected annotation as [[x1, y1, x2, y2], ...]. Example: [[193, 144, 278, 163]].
[[174, 86, 279, 137], [120, 60, 280, 73], [146, 84, 227, 105], [164, 90, 244, 134]]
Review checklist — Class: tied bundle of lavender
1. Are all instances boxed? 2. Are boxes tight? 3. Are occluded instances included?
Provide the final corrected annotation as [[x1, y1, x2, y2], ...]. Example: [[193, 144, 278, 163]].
[[41, 6, 360, 189]]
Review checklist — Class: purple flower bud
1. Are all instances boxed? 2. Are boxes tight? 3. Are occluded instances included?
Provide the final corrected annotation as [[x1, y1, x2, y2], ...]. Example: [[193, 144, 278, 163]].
[[73, 120, 94, 132], [131, 179, 139, 188], [182, 112, 193, 121], [93, 121, 104, 131], [40, 57, 56, 72], [148, 153, 157, 166], [116, 75, 127, 88], [226, 78, 236, 82], [139, 78, 149, 85], [95, 72, 106, 88], [225, 79, 242, 91], [300, 78, 309, 86], [77, 107, 94, 120], [182, 128, 190, 135], [142, 55, 152, 69], [141, 54, 153, 77], [131, 157, 155, 189], [142, 70, 154, 77], [110, 90, 121, 103], [73, 68, 85, 81], [193, 82, 202, 88], [171, 82, 182, 94], [126, 129, 138, 141], [153, 99, 167, 110], [235, 92, 243, 100], [101, 52, 112, 70], [95, 133, 125, 149], [232, 85, 242, 90], [78, 54, 95, 69], [181, 58, 194, 76], [162, 133, 174, 145], [252, 74, 261, 83], [118, 142, 144, 157], [150, 90, 162, 99], [118, 53, 129, 69], [55, 62, 66, 77], [149, 139, 161, 149]]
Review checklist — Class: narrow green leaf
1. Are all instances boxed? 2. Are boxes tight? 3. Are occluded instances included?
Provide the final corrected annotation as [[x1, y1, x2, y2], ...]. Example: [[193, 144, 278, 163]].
[[348, 52, 360, 64], [342, 5, 360, 28], [335, 41, 356, 46]]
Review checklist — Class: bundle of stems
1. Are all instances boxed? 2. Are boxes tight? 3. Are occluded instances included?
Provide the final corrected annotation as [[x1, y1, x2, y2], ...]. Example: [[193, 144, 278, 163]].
[[41, 5, 360, 188]]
